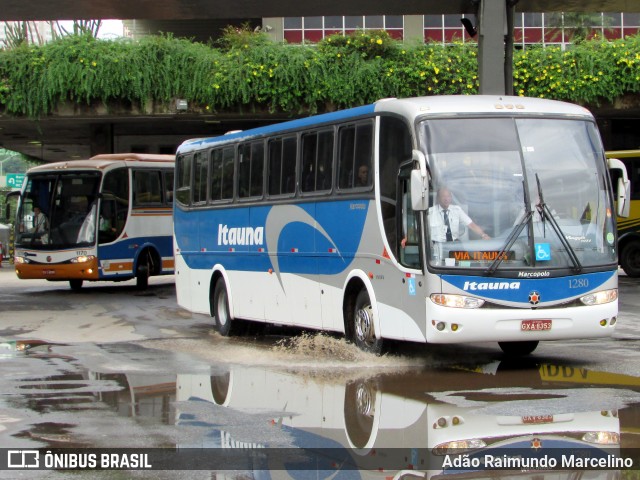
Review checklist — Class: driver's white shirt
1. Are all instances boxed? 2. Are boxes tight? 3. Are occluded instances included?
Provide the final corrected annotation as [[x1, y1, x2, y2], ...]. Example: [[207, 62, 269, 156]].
[[428, 204, 472, 242]]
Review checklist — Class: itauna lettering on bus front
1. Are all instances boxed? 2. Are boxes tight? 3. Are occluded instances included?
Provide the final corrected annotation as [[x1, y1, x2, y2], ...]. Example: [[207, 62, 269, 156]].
[[449, 250, 515, 261]]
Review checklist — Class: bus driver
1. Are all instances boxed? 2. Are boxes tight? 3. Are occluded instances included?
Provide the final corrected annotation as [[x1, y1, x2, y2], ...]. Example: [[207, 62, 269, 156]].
[[428, 187, 490, 242]]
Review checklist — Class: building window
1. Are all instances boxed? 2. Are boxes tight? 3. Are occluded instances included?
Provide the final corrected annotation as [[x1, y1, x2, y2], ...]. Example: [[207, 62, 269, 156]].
[[283, 15, 404, 43]]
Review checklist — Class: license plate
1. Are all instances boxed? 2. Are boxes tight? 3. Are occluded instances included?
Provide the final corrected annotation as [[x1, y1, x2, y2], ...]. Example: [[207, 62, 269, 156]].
[[42, 270, 56, 276], [521, 319, 552, 331], [522, 415, 553, 424]]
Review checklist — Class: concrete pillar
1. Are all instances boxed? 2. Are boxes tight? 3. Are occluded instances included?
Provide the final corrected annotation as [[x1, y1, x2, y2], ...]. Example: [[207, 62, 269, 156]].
[[403, 15, 424, 44], [90, 124, 113, 156], [478, 0, 507, 95], [263, 17, 284, 43]]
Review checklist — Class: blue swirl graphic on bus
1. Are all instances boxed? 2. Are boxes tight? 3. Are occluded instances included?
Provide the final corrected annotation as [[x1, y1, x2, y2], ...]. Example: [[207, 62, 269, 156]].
[[174, 201, 369, 275], [266, 205, 342, 286]]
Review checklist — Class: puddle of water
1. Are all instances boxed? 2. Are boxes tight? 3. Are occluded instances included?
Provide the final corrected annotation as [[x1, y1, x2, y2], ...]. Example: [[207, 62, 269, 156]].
[[4, 335, 640, 475]]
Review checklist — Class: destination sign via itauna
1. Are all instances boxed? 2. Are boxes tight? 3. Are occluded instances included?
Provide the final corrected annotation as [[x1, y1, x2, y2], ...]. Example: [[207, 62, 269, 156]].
[[449, 250, 515, 261]]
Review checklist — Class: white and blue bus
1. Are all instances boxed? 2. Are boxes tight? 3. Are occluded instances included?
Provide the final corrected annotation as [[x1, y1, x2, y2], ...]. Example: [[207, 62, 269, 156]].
[[13, 153, 175, 290], [174, 96, 628, 355]]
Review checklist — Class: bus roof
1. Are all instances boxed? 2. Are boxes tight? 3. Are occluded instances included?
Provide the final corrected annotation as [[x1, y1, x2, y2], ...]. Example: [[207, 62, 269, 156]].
[[177, 95, 594, 154], [27, 153, 174, 173]]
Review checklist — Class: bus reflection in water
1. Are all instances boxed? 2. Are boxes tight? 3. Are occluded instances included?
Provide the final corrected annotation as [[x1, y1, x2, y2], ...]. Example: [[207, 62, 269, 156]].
[[175, 362, 621, 478]]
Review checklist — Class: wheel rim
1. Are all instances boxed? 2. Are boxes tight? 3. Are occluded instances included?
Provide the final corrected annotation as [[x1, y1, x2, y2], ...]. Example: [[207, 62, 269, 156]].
[[355, 303, 375, 346], [217, 289, 229, 327], [355, 383, 374, 417]]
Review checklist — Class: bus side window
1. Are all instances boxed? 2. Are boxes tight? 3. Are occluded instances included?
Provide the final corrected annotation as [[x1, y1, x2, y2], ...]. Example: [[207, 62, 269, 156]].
[[134, 170, 163, 205], [164, 170, 174, 205], [337, 121, 373, 190], [101, 168, 129, 237]]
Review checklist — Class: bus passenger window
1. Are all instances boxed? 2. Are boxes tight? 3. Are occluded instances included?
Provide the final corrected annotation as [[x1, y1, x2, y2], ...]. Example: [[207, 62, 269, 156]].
[[210, 147, 234, 202], [338, 121, 373, 190], [133, 170, 163, 205], [192, 153, 208, 204], [238, 141, 264, 199], [268, 136, 297, 196], [175, 155, 192, 206], [301, 130, 334, 193]]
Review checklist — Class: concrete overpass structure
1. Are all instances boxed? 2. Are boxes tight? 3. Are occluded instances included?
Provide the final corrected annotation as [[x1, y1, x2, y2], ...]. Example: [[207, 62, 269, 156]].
[[1, 0, 640, 163]]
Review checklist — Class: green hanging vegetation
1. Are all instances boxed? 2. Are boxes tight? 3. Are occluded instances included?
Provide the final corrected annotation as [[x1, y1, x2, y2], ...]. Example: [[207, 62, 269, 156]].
[[1, 29, 640, 119]]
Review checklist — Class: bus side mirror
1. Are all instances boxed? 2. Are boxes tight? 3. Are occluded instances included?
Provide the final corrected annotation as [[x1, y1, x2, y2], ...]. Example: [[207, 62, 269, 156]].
[[4, 191, 19, 224], [617, 176, 630, 218], [608, 158, 630, 218], [410, 150, 429, 211]]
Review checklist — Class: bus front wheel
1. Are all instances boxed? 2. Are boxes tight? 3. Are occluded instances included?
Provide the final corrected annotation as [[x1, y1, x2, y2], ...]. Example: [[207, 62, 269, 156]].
[[352, 289, 383, 355], [212, 278, 236, 337], [498, 340, 539, 356], [620, 240, 640, 277], [135, 250, 152, 290], [69, 279, 83, 291]]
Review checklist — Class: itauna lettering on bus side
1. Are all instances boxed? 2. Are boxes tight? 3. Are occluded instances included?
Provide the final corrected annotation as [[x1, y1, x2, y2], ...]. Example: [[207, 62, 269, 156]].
[[450, 250, 515, 261], [217, 224, 264, 246]]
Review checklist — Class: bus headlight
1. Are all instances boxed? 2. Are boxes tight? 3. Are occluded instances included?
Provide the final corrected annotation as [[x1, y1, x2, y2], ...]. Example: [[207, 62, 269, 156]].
[[433, 439, 486, 455], [580, 289, 617, 306], [14, 256, 28, 264], [70, 255, 96, 264], [582, 431, 620, 445], [431, 294, 485, 309]]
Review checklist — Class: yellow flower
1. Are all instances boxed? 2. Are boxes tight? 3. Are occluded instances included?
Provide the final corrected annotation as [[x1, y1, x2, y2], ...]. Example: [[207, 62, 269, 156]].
[[376, 39, 383, 45]]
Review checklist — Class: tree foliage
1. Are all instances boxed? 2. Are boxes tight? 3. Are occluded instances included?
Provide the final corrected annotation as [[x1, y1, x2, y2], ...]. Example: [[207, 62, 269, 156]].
[[1, 30, 640, 118]]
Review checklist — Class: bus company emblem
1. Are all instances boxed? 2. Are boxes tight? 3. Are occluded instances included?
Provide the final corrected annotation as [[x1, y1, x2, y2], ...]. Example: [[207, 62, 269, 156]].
[[529, 291, 541, 305], [217, 224, 264, 246]]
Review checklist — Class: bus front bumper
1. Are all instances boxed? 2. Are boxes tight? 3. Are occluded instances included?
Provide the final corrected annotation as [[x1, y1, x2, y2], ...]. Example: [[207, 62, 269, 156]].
[[425, 299, 618, 343], [14, 257, 100, 281]]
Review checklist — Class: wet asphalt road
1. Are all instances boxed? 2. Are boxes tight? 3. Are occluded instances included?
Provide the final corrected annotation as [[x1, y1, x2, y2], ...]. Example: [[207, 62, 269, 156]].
[[1, 266, 640, 478]]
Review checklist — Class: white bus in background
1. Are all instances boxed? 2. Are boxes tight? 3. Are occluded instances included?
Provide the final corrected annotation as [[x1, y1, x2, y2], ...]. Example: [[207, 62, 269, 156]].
[[11, 153, 174, 290], [174, 96, 629, 355]]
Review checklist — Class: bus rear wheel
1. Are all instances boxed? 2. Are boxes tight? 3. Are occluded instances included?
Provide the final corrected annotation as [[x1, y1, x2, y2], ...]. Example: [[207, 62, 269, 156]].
[[352, 289, 383, 355], [620, 240, 640, 277], [498, 340, 539, 356]]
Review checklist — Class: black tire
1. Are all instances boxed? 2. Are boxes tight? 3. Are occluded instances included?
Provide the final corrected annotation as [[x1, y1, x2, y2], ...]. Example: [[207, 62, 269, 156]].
[[498, 340, 539, 356], [135, 252, 150, 290], [69, 279, 83, 291], [620, 240, 640, 277], [212, 278, 236, 336], [352, 289, 384, 355]]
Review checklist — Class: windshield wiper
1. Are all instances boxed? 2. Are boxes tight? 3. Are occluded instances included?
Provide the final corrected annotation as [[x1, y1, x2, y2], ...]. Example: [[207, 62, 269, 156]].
[[486, 181, 533, 275], [534, 174, 583, 272]]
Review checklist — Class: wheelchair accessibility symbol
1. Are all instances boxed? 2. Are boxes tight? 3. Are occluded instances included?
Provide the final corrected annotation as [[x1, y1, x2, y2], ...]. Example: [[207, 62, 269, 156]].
[[408, 278, 416, 296], [535, 243, 551, 261]]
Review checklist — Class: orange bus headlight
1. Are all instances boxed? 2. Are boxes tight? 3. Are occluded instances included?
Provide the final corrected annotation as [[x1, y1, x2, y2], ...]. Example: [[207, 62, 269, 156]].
[[70, 255, 96, 264], [431, 294, 485, 309], [580, 289, 617, 306]]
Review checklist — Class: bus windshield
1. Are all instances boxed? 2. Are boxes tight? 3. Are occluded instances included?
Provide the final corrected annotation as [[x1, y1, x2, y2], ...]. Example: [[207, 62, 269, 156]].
[[16, 172, 101, 249], [419, 117, 616, 271]]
